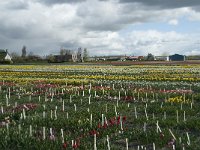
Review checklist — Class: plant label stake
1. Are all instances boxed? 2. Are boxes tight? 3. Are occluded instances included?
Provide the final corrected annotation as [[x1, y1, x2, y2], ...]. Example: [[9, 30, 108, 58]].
[[30, 125, 32, 137], [83, 90, 85, 97], [43, 127, 46, 140], [89, 96, 91, 105], [153, 143, 155, 150], [145, 108, 148, 121], [61, 129, 64, 143], [43, 111, 46, 119], [51, 110, 53, 119], [107, 135, 110, 150], [169, 129, 176, 140], [186, 132, 190, 146], [102, 114, 104, 126], [62, 100, 65, 111], [90, 113, 93, 127], [18, 124, 21, 134], [184, 111, 186, 122], [94, 91, 97, 97], [38, 96, 40, 102], [1, 106, 3, 114], [135, 106, 137, 119], [94, 134, 97, 150], [70, 95, 72, 103], [143, 122, 146, 132], [74, 104, 77, 112], [23, 108, 26, 119], [126, 138, 128, 150]]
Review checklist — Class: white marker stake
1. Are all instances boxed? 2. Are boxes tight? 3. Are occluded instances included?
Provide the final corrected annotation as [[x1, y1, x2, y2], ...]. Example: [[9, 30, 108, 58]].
[[190, 102, 193, 109], [18, 124, 21, 134], [70, 95, 72, 103], [89, 96, 91, 105], [107, 135, 110, 150], [23, 109, 26, 119], [1, 106, 3, 114], [82, 90, 85, 97], [43, 111, 46, 119], [50, 128, 53, 136], [102, 114, 104, 126], [153, 143, 155, 150], [186, 132, 190, 145], [30, 125, 32, 137], [43, 127, 46, 140], [94, 134, 97, 150], [135, 106, 137, 119], [169, 129, 176, 140], [8, 88, 10, 99], [90, 114, 93, 127], [74, 104, 77, 112], [38, 96, 40, 102], [51, 110, 53, 119], [126, 138, 128, 150], [118, 91, 121, 100], [61, 129, 64, 143], [6, 96, 9, 106], [143, 122, 146, 132], [62, 100, 65, 111], [67, 112, 69, 119], [145, 108, 148, 121]]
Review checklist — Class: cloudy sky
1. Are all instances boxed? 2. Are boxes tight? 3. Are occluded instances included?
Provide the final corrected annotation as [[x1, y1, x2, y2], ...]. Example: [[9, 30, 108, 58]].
[[1, 0, 200, 56]]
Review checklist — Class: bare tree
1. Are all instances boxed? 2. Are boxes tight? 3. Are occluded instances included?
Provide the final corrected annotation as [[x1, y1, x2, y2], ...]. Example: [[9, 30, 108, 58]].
[[21, 46, 27, 58]]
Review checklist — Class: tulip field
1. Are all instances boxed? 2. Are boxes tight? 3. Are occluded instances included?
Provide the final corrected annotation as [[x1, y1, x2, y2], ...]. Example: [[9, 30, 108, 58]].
[[0, 64, 200, 150]]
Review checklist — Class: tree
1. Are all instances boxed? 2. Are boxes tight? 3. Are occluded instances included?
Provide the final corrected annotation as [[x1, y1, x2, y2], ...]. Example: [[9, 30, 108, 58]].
[[83, 48, 89, 62], [77, 47, 83, 62], [60, 49, 66, 55], [21, 46, 27, 58], [146, 53, 154, 61]]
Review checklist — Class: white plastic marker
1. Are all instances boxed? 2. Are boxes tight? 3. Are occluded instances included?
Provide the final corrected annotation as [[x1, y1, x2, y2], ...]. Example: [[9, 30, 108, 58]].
[[134, 106, 138, 119], [153, 143, 155, 150], [107, 135, 110, 150], [169, 129, 176, 140], [61, 129, 64, 143], [43, 127, 46, 140], [94, 134, 97, 150], [30, 125, 32, 137], [186, 132, 190, 145], [126, 138, 128, 150]]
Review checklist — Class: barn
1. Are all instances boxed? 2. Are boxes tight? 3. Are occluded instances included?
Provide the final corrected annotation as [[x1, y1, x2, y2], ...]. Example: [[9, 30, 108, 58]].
[[169, 54, 186, 61]]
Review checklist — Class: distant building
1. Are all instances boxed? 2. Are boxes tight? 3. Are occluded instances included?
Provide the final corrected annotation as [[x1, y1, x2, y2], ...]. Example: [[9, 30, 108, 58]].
[[0, 49, 12, 63], [154, 56, 169, 61], [126, 56, 144, 61], [169, 54, 186, 61]]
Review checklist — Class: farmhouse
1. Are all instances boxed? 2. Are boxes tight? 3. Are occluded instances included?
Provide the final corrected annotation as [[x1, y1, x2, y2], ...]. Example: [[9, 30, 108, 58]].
[[169, 54, 186, 61], [0, 49, 12, 63], [154, 56, 169, 61], [52, 53, 77, 63]]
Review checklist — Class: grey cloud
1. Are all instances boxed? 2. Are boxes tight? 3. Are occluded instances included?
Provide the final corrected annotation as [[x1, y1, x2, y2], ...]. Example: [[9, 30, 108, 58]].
[[39, 0, 86, 5], [119, 0, 200, 9], [6, 1, 29, 10]]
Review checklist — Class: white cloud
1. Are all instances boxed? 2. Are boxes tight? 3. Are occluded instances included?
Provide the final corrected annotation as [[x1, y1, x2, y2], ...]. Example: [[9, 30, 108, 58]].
[[168, 19, 179, 25], [0, 0, 200, 56]]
